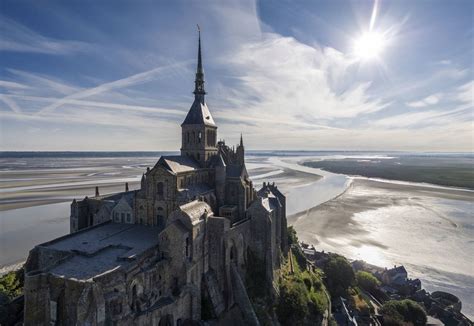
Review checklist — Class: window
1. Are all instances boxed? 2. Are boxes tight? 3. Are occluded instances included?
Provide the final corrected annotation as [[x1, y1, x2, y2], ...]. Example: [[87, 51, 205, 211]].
[[157, 182, 164, 199], [197, 153, 200, 161], [121, 213, 125, 222], [185, 237, 190, 257], [187, 132, 190, 143], [126, 213, 131, 223], [198, 131, 202, 143]]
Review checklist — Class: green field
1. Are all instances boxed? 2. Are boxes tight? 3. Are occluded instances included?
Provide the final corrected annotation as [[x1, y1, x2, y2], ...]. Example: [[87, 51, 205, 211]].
[[303, 155, 474, 190]]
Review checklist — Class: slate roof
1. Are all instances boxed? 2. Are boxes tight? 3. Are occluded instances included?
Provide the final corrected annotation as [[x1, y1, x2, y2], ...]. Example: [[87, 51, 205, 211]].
[[156, 155, 200, 174], [179, 200, 212, 225], [226, 164, 248, 178], [42, 223, 160, 280], [209, 153, 226, 168], [178, 183, 213, 201], [386, 265, 407, 277], [181, 100, 216, 127]]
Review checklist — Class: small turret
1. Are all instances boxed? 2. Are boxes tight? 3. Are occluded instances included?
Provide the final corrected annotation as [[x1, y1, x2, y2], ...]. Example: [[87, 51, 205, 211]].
[[125, 182, 129, 192], [236, 134, 245, 165], [95, 186, 99, 197], [141, 173, 146, 189]]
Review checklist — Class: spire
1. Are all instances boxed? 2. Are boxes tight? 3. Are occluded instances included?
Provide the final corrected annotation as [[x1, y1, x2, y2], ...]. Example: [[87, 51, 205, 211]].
[[240, 133, 243, 147], [194, 24, 206, 102]]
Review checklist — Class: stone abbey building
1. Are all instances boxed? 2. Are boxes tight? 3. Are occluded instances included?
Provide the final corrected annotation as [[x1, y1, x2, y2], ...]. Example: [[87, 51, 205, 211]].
[[23, 32, 287, 326]]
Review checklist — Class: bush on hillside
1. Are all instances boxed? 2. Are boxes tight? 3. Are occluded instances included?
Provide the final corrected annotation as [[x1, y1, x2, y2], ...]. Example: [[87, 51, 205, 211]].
[[356, 271, 380, 293], [380, 299, 427, 326], [322, 254, 355, 297]]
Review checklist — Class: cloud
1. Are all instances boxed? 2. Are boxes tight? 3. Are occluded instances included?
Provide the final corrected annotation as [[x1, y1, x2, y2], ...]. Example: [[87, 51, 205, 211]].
[[6, 69, 80, 96], [0, 95, 22, 113], [218, 34, 388, 125], [3, 94, 184, 116], [0, 80, 30, 90], [406, 94, 441, 108], [454, 80, 473, 105], [37, 61, 189, 114], [0, 16, 93, 55]]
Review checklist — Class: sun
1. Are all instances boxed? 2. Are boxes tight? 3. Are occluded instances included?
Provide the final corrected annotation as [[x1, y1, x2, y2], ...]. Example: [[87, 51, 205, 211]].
[[353, 31, 387, 61]]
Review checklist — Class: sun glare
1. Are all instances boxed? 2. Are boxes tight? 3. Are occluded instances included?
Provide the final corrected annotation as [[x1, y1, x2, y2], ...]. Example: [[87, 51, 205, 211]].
[[353, 31, 386, 60]]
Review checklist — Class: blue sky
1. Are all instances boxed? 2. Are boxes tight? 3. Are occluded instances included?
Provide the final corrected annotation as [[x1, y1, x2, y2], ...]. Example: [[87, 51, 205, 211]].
[[0, 0, 472, 151]]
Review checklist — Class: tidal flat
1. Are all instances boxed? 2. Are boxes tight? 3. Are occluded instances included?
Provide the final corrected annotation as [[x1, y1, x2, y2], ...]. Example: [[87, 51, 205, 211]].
[[0, 152, 472, 318]]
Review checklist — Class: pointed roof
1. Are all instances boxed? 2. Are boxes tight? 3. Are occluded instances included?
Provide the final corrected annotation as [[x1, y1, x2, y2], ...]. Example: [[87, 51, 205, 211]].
[[181, 101, 216, 126], [156, 155, 200, 174], [182, 27, 216, 127]]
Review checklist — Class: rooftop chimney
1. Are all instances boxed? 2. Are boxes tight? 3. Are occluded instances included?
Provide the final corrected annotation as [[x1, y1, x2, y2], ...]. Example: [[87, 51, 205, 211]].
[[125, 182, 129, 192], [95, 186, 99, 197]]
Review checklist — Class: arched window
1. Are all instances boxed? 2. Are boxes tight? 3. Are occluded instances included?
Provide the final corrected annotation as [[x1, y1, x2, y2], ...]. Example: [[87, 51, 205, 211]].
[[185, 237, 190, 257], [157, 182, 164, 199], [198, 131, 202, 143]]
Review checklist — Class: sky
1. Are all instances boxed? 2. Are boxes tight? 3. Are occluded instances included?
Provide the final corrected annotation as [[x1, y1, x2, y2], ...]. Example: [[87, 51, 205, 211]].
[[0, 0, 472, 151]]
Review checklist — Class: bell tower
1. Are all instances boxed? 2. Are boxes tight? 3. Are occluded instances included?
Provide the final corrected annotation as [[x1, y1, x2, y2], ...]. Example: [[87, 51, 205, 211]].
[[181, 27, 218, 165]]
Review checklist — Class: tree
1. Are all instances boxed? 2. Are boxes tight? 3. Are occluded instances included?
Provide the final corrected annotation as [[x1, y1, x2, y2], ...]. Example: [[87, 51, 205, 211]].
[[0, 268, 23, 299], [287, 226, 298, 246], [380, 299, 427, 326], [356, 271, 380, 292], [322, 255, 355, 297], [277, 280, 309, 325]]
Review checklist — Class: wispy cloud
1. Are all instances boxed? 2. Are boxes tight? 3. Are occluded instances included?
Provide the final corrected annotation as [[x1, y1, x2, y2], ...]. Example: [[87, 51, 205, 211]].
[[0, 16, 93, 55], [37, 61, 189, 114], [3, 94, 184, 116], [406, 94, 441, 108], [219, 34, 388, 124], [0, 95, 22, 113], [0, 80, 30, 90]]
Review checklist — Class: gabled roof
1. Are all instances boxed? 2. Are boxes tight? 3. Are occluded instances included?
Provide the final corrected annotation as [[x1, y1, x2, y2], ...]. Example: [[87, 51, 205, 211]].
[[156, 155, 200, 174], [181, 200, 211, 218], [209, 153, 226, 168], [386, 265, 407, 276], [181, 100, 216, 127], [226, 163, 248, 178]]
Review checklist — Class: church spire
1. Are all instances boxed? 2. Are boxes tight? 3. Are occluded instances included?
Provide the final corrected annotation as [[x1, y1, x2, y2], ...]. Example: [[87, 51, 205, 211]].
[[240, 133, 244, 147], [194, 25, 206, 102]]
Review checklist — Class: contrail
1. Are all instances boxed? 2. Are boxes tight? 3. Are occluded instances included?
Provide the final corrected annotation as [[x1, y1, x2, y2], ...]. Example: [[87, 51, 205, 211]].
[[37, 61, 189, 115], [369, 0, 379, 31], [0, 95, 22, 113]]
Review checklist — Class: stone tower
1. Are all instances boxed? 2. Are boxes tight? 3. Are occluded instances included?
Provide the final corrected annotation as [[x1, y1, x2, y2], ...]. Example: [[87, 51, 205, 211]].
[[181, 29, 218, 165]]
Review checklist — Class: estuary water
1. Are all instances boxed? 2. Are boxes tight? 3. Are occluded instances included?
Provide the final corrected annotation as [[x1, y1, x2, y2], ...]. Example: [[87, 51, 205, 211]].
[[0, 151, 472, 318]]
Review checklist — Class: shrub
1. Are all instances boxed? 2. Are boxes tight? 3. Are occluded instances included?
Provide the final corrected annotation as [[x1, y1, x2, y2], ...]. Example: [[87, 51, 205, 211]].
[[356, 271, 380, 292], [277, 280, 309, 325], [287, 226, 298, 246], [323, 255, 355, 297], [380, 299, 427, 326], [0, 268, 24, 299]]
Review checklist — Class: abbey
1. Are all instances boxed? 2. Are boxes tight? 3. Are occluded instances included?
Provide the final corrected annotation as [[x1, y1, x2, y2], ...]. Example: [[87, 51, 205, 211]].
[[23, 32, 287, 326]]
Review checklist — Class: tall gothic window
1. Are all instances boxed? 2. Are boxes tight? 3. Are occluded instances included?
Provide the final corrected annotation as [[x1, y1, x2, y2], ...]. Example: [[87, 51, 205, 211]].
[[157, 182, 164, 199]]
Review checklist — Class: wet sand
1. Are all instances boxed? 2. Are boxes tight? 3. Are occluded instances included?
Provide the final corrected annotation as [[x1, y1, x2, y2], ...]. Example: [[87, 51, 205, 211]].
[[290, 177, 474, 319], [0, 157, 321, 271], [1, 154, 472, 318]]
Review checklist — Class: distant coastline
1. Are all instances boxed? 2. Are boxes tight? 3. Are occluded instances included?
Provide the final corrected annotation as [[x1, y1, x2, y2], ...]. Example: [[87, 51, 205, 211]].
[[302, 155, 474, 190], [1, 150, 473, 159]]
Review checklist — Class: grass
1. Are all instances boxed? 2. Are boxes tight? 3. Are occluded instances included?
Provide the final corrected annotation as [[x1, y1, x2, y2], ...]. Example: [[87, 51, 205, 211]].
[[304, 157, 474, 189]]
